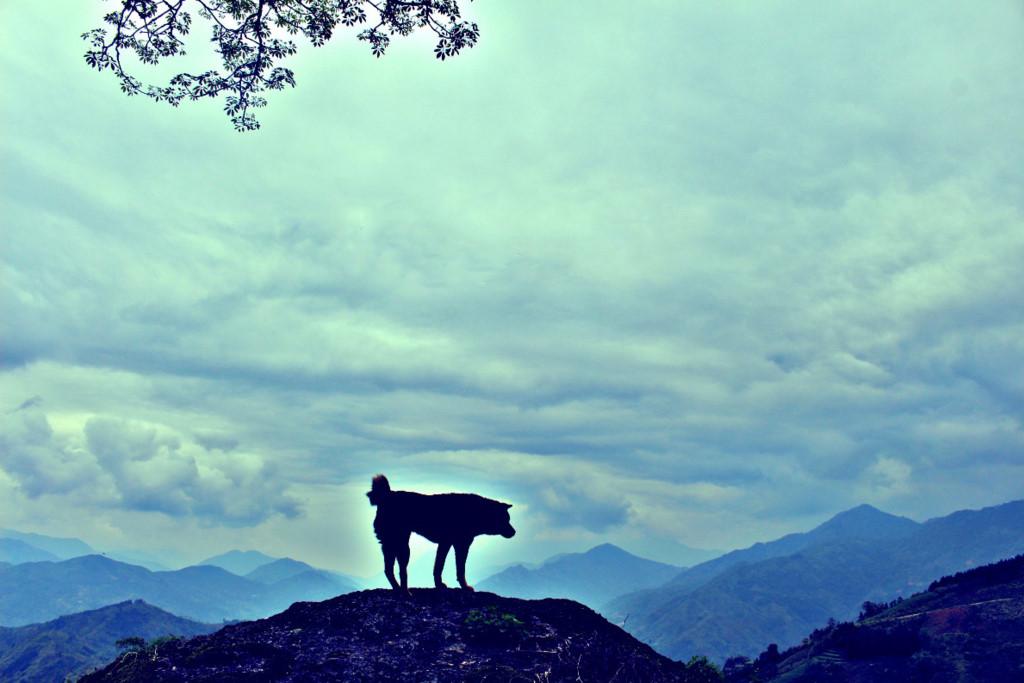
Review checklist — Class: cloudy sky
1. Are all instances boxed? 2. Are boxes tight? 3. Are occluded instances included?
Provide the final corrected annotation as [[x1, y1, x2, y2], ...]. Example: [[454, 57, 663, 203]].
[[1, 1, 1022, 578]]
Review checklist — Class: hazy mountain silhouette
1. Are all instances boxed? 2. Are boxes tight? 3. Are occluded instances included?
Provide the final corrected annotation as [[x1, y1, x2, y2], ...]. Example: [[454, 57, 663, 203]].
[[258, 571, 360, 616], [80, 590, 712, 683], [673, 504, 918, 593], [243, 557, 359, 589], [478, 543, 681, 610], [727, 553, 1024, 682], [0, 554, 355, 626], [198, 549, 281, 575], [606, 504, 919, 636], [102, 549, 176, 572], [0, 600, 217, 683], [244, 557, 319, 583], [0, 529, 94, 559], [607, 499, 1024, 663], [0, 538, 60, 564]]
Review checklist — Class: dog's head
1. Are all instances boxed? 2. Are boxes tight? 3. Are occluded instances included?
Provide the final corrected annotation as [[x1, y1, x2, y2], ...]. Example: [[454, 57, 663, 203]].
[[484, 500, 516, 538]]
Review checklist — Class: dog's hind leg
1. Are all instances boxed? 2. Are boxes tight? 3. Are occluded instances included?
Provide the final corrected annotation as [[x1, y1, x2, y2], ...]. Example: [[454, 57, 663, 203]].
[[454, 540, 474, 591], [433, 542, 451, 589]]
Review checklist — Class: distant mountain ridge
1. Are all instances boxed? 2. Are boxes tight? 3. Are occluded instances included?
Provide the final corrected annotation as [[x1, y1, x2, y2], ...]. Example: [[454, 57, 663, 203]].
[[606, 504, 920, 635], [245, 557, 320, 583], [0, 600, 217, 683], [199, 549, 281, 576], [0, 554, 356, 627], [478, 543, 681, 610], [668, 504, 919, 593], [0, 538, 60, 564], [0, 529, 94, 560], [607, 499, 1024, 663]]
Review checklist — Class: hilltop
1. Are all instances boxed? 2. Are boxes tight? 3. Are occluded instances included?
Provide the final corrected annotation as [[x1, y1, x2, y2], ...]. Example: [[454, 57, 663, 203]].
[[81, 589, 714, 682]]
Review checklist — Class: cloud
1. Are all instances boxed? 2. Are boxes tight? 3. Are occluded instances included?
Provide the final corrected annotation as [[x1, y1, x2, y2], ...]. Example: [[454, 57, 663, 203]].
[[0, 0, 1022, 565], [0, 408, 299, 525], [10, 395, 42, 412], [0, 411, 103, 498], [859, 456, 914, 501]]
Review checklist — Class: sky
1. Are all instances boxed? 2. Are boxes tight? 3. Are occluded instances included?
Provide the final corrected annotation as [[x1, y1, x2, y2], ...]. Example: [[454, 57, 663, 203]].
[[1, 1, 1022, 579]]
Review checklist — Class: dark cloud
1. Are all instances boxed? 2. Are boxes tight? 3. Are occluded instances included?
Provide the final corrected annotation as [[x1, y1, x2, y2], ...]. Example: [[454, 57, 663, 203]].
[[530, 485, 631, 534], [11, 395, 42, 412], [194, 432, 241, 452]]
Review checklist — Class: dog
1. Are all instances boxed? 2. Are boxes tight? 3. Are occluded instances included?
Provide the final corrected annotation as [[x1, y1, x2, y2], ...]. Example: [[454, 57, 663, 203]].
[[367, 474, 515, 592]]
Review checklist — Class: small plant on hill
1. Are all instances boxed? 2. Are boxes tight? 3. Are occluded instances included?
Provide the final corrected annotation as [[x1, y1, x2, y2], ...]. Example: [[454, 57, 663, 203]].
[[683, 655, 724, 682], [858, 596, 904, 621], [463, 606, 528, 646], [115, 634, 184, 662]]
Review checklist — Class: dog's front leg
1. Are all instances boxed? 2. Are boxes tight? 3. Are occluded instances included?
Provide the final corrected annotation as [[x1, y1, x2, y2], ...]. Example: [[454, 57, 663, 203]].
[[383, 545, 400, 591], [454, 540, 474, 591], [433, 542, 451, 589]]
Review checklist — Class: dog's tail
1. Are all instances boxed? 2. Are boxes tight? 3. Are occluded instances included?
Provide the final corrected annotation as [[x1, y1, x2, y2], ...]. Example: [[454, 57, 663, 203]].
[[366, 474, 391, 506]]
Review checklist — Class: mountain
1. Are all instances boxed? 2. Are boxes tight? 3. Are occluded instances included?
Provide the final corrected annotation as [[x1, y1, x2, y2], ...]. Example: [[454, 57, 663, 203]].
[[606, 504, 920, 638], [244, 557, 319, 584], [80, 590, 718, 682], [243, 559, 361, 615], [245, 558, 362, 605], [260, 570, 361, 615], [726, 554, 1024, 682], [198, 549, 281, 575], [0, 600, 218, 683], [478, 543, 682, 610], [660, 541, 724, 568], [0, 528, 94, 559], [103, 549, 176, 572], [665, 504, 916, 599], [607, 499, 1024, 663], [0, 554, 354, 627], [0, 538, 59, 564]]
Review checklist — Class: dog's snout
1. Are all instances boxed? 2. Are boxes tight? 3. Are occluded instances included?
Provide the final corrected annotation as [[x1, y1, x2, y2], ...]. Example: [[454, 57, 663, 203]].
[[502, 526, 516, 538]]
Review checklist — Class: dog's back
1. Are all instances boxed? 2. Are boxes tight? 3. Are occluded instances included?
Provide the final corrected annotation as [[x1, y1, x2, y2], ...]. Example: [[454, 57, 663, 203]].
[[367, 475, 515, 544]]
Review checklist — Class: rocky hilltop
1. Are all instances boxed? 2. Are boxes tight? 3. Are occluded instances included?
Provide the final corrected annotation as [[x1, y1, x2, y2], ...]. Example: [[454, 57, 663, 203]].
[[81, 589, 694, 682]]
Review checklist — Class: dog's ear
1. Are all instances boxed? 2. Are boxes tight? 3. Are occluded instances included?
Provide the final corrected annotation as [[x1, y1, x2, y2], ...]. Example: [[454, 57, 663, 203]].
[[503, 503, 513, 509]]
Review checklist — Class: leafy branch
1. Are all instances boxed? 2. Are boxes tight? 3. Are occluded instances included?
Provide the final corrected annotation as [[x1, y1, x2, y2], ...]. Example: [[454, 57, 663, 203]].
[[83, 0, 480, 130]]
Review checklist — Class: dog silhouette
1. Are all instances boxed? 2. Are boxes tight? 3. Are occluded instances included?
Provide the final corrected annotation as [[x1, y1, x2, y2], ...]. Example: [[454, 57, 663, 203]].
[[367, 474, 515, 592]]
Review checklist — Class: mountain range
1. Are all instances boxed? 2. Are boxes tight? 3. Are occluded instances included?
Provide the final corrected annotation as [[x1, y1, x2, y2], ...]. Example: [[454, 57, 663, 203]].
[[3, 498, 1023, 676], [607, 499, 1024, 662], [0, 538, 61, 564], [477, 543, 681, 610], [0, 554, 358, 627], [0, 528, 94, 560], [199, 549, 283, 575], [0, 600, 217, 683], [726, 553, 1024, 682]]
